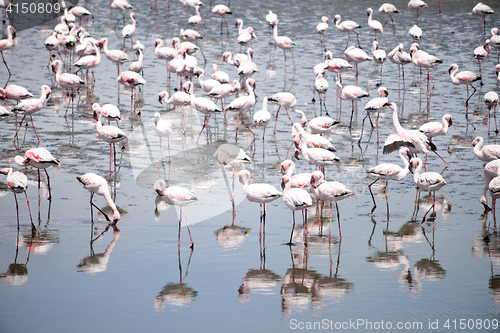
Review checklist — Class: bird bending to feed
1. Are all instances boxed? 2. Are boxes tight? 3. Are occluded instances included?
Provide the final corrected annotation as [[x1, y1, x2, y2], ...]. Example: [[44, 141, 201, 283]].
[[77, 173, 121, 224], [0, 167, 35, 230], [154, 179, 197, 249], [281, 159, 313, 193], [15, 147, 60, 200], [237, 170, 283, 238], [310, 171, 354, 240], [472, 136, 500, 162], [409, 158, 446, 223], [366, 147, 411, 219], [281, 175, 313, 246]]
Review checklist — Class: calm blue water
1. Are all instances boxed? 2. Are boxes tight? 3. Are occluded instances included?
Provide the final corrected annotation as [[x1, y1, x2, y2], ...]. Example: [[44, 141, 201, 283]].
[[0, 0, 499, 332]]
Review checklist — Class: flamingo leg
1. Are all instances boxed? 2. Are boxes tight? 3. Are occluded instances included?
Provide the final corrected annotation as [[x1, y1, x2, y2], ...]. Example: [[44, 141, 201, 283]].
[[30, 115, 41, 142], [1, 51, 11, 76], [368, 178, 379, 213], [336, 202, 342, 239], [287, 211, 295, 246], [44, 169, 52, 200], [273, 105, 282, 134], [24, 192, 36, 231], [181, 207, 194, 249], [385, 180, 390, 219]]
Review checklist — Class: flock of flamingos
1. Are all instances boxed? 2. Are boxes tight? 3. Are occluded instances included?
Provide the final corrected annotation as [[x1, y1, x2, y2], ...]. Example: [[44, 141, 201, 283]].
[[0, 0, 500, 249]]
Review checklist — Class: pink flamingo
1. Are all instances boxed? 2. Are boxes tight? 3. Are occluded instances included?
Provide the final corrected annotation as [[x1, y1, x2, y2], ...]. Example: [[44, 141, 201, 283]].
[[224, 78, 257, 136], [236, 49, 259, 80], [281, 174, 313, 246], [490, 28, 500, 61], [154, 112, 172, 167], [379, 3, 399, 32], [292, 123, 336, 152], [281, 159, 313, 193], [266, 11, 278, 33], [481, 159, 500, 210], [44, 31, 61, 67], [253, 96, 271, 140], [73, 40, 101, 83], [371, 41, 387, 85], [485, 91, 500, 134], [198, 68, 221, 93], [344, 46, 372, 83], [110, 0, 132, 28], [212, 64, 230, 83], [367, 8, 383, 41], [222, 51, 248, 67], [237, 170, 283, 238], [295, 110, 340, 135], [489, 168, 500, 212], [333, 14, 361, 49], [94, 110, 128, 174], [212, 4, 232, 34], [268, 92, 296, 134], [99, 38, 131, 76], [473, 2, 494, 35], [129, 49, 143, 74], [410, 43, 442, 93], [69, 6, 92, 26], [472, 136, 500, 162], [185, 81, 222, 141], [409, 158, 446, 223], [366, 147, 411, 218], [180, 28, 206, 62], [213, 143, 252, 200], [473, 39, 490, 85], [51, 59, 85, 116], [0, 25, 14, 75], [448, 63, 481, 111], [0, 167, 35, 230], [310, 171, 354, 240], [188, 4, 204, 28], [316, 16, 329, 47], [408, 0, 428, 24], [387, 43, 411, 88], [294, 131, 340, 173], [271, 21, 296, 71], [12, 85, 51, 143], [154, 179, 197, 248], [15, 147, 60, 200], [360, 86, 389, 143], [77, 173, 121, 224], [335, 78, 370, 129], [236, 21, 256, 52], [313, 73, 329, 115], [0, 84, 33, 103], [92, 103, 121, 126], [122, 12, 136, 49], [207, 80, 239, 109], [117, 71, 146, 112], [419, 114, 452, 164]]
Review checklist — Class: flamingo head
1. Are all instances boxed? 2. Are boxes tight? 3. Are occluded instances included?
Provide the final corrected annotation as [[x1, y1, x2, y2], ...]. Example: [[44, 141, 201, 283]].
[[448, 63, 458, 74], [333, 15, 341, 23], [42, 85, 52, 99], [367, 8, 373, 16], [310, 171, 324, 189], [50, 60, 59, 74], [496, 64, 500, 75], [472, 137, 482, 147], [235, 19, 242, 28], [444, 114, 452, 127], [322, 16, 328, 23], [281, 175, 291, 190], [294, 148, 301, 160], [131, 13, 136, 19], [280, 160, 292, 175]]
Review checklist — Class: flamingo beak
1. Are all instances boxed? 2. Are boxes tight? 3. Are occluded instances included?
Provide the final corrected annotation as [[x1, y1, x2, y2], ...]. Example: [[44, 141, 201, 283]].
[[158, 96, 163, 104], [448, 119, 453, 127], [93, 111, 98, 120], [281, 179, 285, 190], [294, 149, 300, 160]]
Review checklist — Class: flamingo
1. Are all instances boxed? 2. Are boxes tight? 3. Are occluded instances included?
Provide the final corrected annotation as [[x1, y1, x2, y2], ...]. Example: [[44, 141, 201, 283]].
[[266, 11, 278, 32], [408, 0, 428, 24], [344, 46, 372, 83], [294, 131, 340, 172], [271, 21, 296, 71], [11, 85, 51, 143], [387, 43, 411, 88], [371, 41, 386, 85], [197, 68, 221, 93], [117, 71, 146, 112], [367, 8, 383, 40], [473, 2, 494, 35], [99, 38, 131, 76], [473, 39, 490, 85], [92, 103, 121, 127], [206, 80, 239, 109], [224, 78, 257, 136], [310, 171, 354, 239], [292, 123, 336, 152], [110, 0, 132, 29], [237, 170, 283, 238], [448, 63, 481, 111], [93, 110, 128, 174], [325, 53, 353, 82], [490, 28, 500, 62], [481, 160, 500, 210], [316, 16, 329, 46], [185, 81, 222, 141], [188, 4, 204, 28], [408, 24, 422, 40], [0, 84, 33, 103], [333, 14, 361, 49], [77, 173, 121, 224], [360, 86, 389, 143], [485, 91, 500, 134], [213, 143, 252, 199], [419, 114, 453, 143], [236, 48, 259, 80], [51, 60, 85, 116], [379, 3, 399, 32], [312, 73, 328, 114], [410, 43, 442, 93], [154, 112, 173, 167], [73, 40, 101, 83], [0, 106, 12, 118], [129, 49, 143, 74], [409, 158, 446, 223], [15, 147, 60, 201], [268, 91, 297, 134], [212, 64, 229, 84], [367, 146, 411, 218], [236, 21, 256, 52], [280, 159, 313, 193], [44, 31, 61, 67], [212, 4, 232, 34], [497, 64, 500, 83], [180, 28, 206, 62], [133, 41, 145, 57], [122, 13, 136, 49], [294, 110, 340, 135], [489, 168, 500, 212], [69, 5, 92, 26], [154, 179, 197, 248], [335, 78, 370, 129], [159, 88, 191, 108], [281, 175, 313, 246], [472, 137, 500, 162], [222, 51, 248, 67], [0, 168, 35, 230], [253, 96, 271, 140], [0, 25, 14, 75]]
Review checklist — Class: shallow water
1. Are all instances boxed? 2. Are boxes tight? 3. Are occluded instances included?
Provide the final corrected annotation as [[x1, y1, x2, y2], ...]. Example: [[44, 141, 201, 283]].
[[1, 0, 500, 332]]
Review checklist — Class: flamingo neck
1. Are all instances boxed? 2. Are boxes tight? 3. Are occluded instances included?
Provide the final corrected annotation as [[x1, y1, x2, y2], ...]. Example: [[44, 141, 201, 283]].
[[285, 162, 295, 178], [399, 151, 410, 177], [103, 191, 120, 222], [449, 66, 459, 84], [273, 23, 278, 41], [412, 160, 422, 183], [474, 138, 484, 159], [391, 105, 405, 134]]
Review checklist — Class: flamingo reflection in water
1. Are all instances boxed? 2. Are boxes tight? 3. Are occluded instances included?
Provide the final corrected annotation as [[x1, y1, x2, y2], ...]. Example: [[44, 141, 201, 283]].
[[77, 224, 120, 273], [155, 247, 197, 310], [214, 224, 251, 249], [0, 226, 34, 286]]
